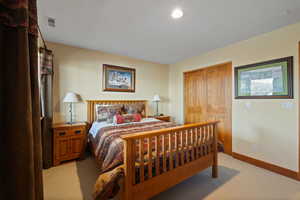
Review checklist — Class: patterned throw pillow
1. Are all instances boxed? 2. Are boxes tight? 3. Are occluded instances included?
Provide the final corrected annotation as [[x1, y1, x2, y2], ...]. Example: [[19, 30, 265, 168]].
[[95, 104, 123, 123], [124, 103, 145, 116], [95, 105, 109, 122], [107, 105, 123, 123]]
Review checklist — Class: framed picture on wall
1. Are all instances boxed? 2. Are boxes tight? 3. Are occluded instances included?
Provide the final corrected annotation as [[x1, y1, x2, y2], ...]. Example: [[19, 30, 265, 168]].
[[103, 64, 136, 92], [235, 56, 293, 99]]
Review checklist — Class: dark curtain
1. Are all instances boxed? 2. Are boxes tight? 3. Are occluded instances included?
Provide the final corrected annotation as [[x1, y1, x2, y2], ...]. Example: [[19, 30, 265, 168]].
[[40, 48, 54, 169], [0, 0, 44, 200]]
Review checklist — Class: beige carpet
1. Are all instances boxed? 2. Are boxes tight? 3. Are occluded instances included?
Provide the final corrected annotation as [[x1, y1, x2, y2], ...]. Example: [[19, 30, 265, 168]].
[[43, 153, 300, 200]]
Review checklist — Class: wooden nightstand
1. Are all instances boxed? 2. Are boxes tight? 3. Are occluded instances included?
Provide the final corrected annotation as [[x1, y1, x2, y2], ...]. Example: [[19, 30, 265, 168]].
[[52, 122, 87, 166], [149, 115, 171, 122]]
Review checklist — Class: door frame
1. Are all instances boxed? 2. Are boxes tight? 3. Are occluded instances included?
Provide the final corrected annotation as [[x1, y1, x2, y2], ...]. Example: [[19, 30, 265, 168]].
[[183, 61, 233, 155]]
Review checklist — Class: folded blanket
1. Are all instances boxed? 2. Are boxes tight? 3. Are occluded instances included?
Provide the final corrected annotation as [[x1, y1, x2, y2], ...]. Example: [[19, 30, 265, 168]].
[[93, 165, 124, 200]]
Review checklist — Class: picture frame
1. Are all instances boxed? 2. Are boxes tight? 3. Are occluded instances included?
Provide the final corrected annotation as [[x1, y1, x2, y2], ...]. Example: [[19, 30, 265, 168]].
[[235, 57, 293, 99], [103, 64, 136, 92]]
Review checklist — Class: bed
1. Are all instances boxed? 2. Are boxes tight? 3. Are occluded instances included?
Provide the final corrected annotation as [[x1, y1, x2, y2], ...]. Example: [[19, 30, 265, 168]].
[[87, 100, 219, 200]]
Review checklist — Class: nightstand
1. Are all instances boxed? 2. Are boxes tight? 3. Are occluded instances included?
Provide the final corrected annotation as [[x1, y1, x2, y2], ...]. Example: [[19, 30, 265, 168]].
[[52, 122, 87, 166], [149, 115, 171, 122]]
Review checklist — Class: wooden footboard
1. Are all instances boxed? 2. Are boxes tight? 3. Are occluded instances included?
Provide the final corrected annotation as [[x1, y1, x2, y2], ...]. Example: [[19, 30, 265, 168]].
[[121, 121, 219, 200]]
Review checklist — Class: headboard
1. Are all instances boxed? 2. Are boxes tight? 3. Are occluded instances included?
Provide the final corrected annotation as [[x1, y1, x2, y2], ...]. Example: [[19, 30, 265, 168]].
[[87, 100, 148, 124]]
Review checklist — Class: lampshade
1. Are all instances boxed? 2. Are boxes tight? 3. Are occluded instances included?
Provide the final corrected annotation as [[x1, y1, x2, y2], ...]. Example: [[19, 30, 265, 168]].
[[63, 92, 80, 103], [152, 94, 160, 102]]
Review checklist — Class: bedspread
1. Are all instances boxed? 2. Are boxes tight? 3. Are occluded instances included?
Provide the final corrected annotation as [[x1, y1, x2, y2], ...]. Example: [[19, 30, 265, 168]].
[[91, 120, 224, 200], [91, 120, 177, 173]]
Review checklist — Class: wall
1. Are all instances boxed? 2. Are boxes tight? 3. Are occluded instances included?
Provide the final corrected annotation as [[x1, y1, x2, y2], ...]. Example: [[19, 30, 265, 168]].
[[47, 42, 170, 123], [169, 22, 300, 171]]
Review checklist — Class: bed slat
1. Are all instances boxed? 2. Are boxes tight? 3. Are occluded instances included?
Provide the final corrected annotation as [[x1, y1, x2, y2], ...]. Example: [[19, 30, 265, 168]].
[[139, 139, 144, 183], [174, 132, 179, 168], [169, 133, 174, 170], [155, 136, 160, 176], [180, 131, 185, 165], [162, 135, 167, 172], [148, 137, 152, 179]]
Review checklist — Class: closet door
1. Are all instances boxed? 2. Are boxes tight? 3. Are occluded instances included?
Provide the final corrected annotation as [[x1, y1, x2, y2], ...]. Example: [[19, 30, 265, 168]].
[[184, 69, 207, 124], [184, 62, 232, 154]]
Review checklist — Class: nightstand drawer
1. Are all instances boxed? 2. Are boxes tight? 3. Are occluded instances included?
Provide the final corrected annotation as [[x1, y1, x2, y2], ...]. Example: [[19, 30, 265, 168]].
[[70, 128, 85, 136], [54, 127, 85, 137], [54, 129, 69, 137]]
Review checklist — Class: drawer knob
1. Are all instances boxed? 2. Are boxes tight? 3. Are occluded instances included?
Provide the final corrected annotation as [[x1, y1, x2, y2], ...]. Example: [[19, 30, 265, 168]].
[[75, 130, 81, 134], [59, 132, 66, 136]]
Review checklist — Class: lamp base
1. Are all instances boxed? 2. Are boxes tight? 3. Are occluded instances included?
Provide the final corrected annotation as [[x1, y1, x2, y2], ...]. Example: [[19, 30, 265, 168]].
[[155, 101, 159, 117]]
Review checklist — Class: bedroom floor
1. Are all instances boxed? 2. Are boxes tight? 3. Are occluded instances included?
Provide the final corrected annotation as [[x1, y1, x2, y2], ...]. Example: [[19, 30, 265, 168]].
[[43, 153, 300, 200]]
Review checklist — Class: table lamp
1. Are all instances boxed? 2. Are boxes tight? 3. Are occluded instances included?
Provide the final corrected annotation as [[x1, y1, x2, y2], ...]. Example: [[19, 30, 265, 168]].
[[152, 94, 161, 116], [63, 92, 80, 124]]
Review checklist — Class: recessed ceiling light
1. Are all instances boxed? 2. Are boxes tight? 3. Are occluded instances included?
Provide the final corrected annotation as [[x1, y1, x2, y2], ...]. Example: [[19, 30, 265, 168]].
[[171, 8, 183, 19]]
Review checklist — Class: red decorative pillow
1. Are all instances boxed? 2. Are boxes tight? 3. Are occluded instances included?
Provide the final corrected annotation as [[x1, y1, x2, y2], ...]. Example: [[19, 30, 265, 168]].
[[113, 114, 124, 124], [113, 114, 142, 124], [133, 113, 142, 122]]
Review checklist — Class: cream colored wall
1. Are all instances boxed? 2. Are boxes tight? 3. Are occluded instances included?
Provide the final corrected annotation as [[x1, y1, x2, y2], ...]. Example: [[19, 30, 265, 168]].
[[49, 22, 300, 171], [169, 22, 300, 171], [47, 42, 170, 124]]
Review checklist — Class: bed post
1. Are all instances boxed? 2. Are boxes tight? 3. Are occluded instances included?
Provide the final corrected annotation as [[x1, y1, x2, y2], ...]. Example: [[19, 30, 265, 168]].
[[212, 123, 218, 178], [123, 138, 134, 200]]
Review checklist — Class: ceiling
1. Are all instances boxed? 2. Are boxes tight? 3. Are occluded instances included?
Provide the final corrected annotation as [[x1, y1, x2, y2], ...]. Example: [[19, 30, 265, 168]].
[[38, 0, 300, 64]]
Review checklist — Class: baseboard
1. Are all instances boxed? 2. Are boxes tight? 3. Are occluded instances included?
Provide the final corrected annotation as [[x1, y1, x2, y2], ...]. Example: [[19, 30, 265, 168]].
[[232, 152, 299, 181]]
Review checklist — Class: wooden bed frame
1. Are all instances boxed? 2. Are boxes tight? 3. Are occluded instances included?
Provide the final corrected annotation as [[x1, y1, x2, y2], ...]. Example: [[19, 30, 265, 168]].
[[87, 100, 219, 200]]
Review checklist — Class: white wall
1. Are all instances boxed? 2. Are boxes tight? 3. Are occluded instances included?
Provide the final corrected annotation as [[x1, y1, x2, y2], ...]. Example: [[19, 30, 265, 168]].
[[48, 42, 170, 123], [169, 22, 300, 171]]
